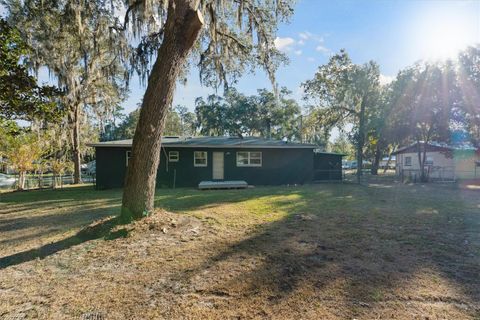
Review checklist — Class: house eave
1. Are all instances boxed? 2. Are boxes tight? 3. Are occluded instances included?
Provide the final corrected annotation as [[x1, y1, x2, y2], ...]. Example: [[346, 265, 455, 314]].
[[87, 143, 317, 149]]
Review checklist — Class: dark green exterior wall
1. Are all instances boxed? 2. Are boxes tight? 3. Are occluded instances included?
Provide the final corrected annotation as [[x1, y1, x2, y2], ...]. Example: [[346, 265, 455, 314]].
[[313, 153, 343, 180], [95, 147, 314, 189], [95, 147, 130, 189]]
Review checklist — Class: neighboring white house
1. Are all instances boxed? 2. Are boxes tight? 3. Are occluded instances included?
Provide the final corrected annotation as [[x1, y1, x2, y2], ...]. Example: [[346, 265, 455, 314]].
[[379, 156, 396, 169], [0, 156, 14, 175], [393, 142, 480, 181]]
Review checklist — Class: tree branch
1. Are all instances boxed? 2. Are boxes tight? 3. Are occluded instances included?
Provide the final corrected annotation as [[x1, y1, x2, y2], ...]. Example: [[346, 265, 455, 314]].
[[110, 0, 143, 32], [215, 30, 248, 51]]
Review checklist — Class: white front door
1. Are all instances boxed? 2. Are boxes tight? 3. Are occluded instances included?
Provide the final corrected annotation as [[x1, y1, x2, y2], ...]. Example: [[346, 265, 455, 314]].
[[212, 152, 224, 180]]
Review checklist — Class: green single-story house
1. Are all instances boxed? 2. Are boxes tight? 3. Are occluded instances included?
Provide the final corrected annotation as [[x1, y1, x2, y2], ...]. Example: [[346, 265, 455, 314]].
[[88, 136, 343, 189]]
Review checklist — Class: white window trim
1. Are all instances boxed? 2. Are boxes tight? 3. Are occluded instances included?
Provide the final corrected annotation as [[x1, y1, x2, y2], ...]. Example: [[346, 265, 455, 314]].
[[404, 156, 412, 167], [126, 151, 131, 167], [236, 151, 262, 167], [194, 151, 208, 167], [169, 151, 179, 162]]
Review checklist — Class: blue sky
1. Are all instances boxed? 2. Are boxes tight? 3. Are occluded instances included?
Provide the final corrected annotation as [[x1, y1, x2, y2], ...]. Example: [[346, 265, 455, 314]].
[[143, 0, 480, 115], [2, 0, 480, 115]]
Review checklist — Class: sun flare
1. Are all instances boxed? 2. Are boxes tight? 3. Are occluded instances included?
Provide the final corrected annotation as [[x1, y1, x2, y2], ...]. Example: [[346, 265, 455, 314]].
[[424, 22, 471, 60], [413, 7, 479, 61]]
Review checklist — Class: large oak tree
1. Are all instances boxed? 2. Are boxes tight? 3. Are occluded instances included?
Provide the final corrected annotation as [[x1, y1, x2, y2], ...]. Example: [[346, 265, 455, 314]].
[[113, 0, 295, 221], [4, 0, 127, 184], [458, 46, 480, 145], [195, 88, 300, 139], [388, 62, 458, 181], [6, 0, 295, 219], [303, 50, 381, 183], [0, 18, 61, 122]]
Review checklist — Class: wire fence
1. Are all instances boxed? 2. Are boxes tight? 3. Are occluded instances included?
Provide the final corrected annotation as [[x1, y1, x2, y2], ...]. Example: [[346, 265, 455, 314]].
[[0, 174, 96, 191], [312, 169, 398, 185], [2, 167, 476, 191], [399, 167, 479, 183], [313, 169, 344, 182], [313, 168, 479, 186]]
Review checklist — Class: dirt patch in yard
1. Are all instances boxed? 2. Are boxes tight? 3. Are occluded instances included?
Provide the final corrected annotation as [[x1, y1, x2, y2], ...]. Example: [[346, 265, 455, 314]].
[[0, 183, 479, 319]]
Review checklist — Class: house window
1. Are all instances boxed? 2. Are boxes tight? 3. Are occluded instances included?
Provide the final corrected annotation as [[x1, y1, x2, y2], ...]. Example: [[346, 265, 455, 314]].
[[194, 151, 207, 167], [405, 156, 412, 166], [126, 151, 132, 167], [237, 151, 262, 167], [425, 156, 434, 166], [169, 151, 179, 162]]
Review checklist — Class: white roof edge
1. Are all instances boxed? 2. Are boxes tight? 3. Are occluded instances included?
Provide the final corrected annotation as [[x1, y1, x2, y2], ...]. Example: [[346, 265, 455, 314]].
[[394, 142, 477, 154]]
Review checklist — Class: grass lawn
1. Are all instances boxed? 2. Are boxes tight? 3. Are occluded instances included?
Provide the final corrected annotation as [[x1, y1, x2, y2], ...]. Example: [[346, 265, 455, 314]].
[[0, 181, 479, 319]]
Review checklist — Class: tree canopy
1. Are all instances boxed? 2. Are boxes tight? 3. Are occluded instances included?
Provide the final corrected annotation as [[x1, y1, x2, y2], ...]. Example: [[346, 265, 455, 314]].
[[5, 0, 480, 218], [4, 0, 128, 183], [195, 87, 301, 139], [458, 46, 480, 144], [103, 105, 197, 140], [0, 18, 61, 121], [303, 49, 382, 180]]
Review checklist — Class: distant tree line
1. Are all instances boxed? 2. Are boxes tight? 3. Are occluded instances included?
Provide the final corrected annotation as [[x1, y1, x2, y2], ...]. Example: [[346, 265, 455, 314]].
[[101, 85, 338, 151], [1, 0, 480, 212], [103, 88, 308, 142], [303, 48, 480, 181], [102, 45, 480, 184], [101, 105, 197, 141], [195, 88, 301, 140]]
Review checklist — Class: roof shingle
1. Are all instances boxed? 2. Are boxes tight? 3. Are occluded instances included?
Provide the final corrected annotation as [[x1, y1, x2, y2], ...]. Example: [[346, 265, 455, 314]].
[[87, 136, 318, 149]]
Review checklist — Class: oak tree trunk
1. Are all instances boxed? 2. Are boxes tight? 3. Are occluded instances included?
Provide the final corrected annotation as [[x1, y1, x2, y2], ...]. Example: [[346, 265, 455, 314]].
[[73, 106, 82, 184], [383, 146, 396, 174], [121, 0, 204, 221], [70, 104, 82, 184], [266, 119, 271, 139], [356, 100, 366, 183], [417, 142, 428, 182], [371, 143, 381, 175], [18, 171, 26, 190]]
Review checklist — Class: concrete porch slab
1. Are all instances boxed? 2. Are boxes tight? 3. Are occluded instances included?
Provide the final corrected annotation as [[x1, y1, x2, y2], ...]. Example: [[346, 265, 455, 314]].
[[198, 180, 248, 190]]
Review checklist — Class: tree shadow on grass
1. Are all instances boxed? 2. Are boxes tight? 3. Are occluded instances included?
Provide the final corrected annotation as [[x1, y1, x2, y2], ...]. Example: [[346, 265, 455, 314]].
[[0, 201, 120, 233], [0, 185, 308, 271], [1, 182, 478, 317], [0, 216, 125, 269], [0, 187, 128, 270], [169, 183, 480, 318], [154, 185, 330, 212], [0, 186, 125, 258], [0, 185, 297, 269]]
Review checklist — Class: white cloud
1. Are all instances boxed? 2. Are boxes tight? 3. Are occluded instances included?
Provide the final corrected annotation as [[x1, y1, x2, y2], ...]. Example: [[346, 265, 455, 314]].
[[379, 74, 394, 85], [297, 31, 327, 49], [294, 50, 302, 56], [299, 32, 310, 40], [307, 57, 315, 62], [316, 45, 331, 55], [274, 37, 295, 51], [299, 31, 324, 43]]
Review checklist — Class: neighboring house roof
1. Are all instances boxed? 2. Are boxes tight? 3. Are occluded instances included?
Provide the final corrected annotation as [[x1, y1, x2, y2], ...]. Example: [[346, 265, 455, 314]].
[[87, 136, 318, 149], [392, 142, 478, 155]]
